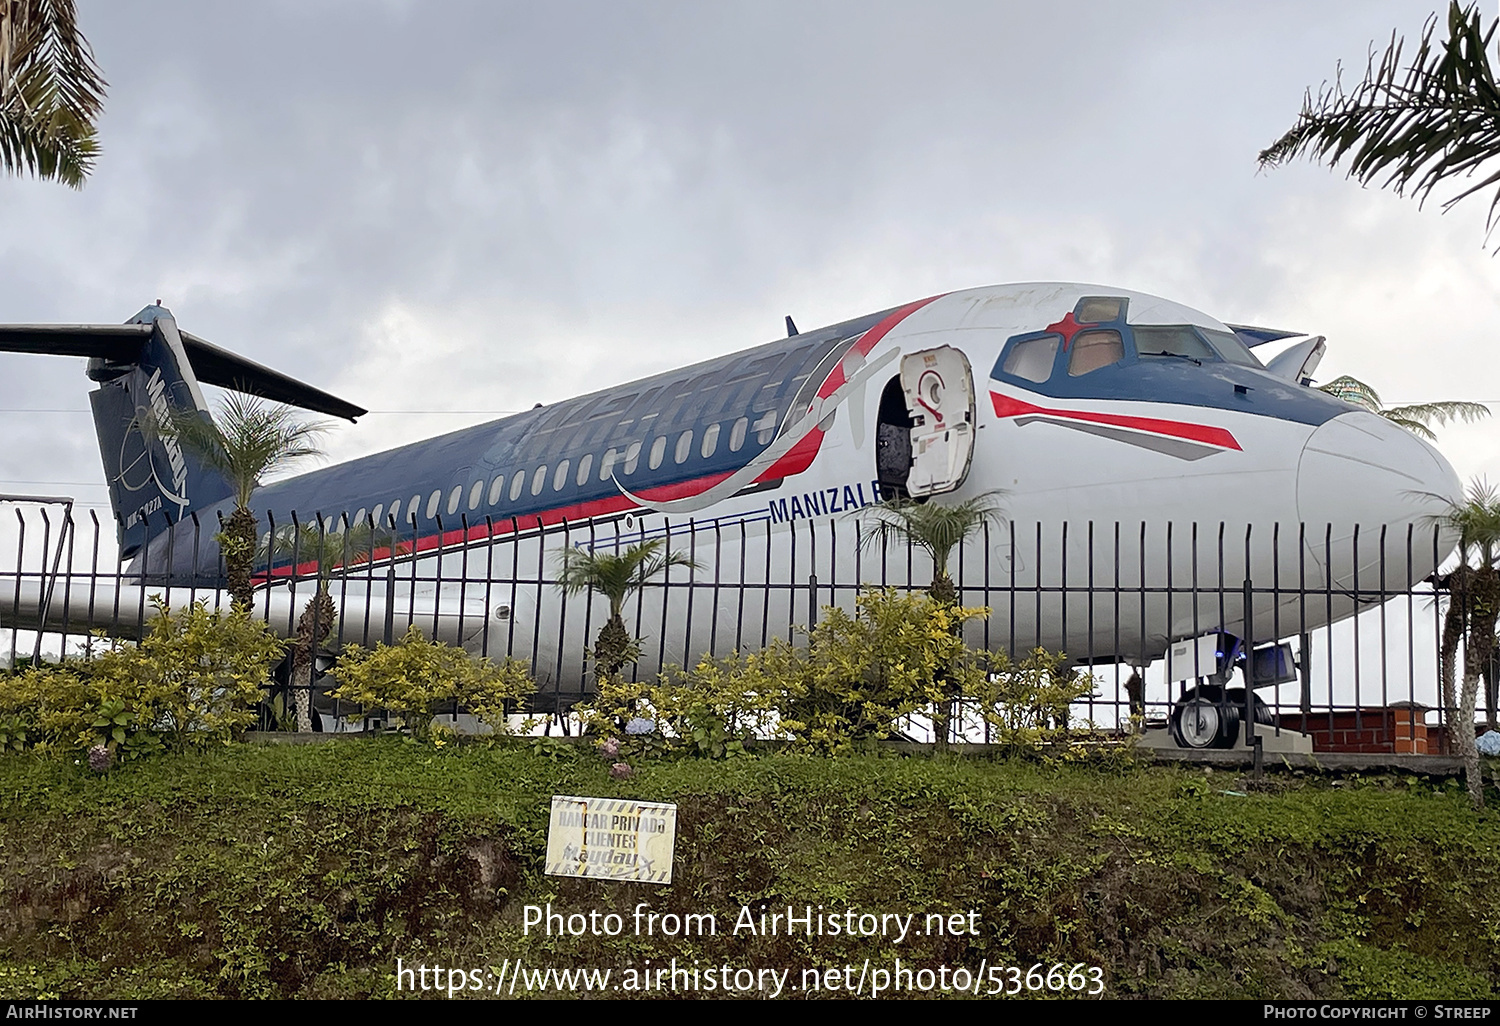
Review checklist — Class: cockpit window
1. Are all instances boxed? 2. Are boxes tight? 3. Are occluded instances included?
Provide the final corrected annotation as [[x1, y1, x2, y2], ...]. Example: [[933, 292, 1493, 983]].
[[1068, 330, 1124, 376], [1075, 296, 1127, 323], [1197, 327, 1264, 368], [1135, 326, 1216, 362], [999, 334, 1059, 382]]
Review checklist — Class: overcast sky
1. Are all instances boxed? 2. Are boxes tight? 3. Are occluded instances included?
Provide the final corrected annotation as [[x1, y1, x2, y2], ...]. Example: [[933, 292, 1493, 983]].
[[2, 1, 1497, 533]]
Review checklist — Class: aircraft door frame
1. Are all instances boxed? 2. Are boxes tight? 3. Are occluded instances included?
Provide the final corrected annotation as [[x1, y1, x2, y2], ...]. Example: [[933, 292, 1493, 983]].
[[899, 345, 976, 498]]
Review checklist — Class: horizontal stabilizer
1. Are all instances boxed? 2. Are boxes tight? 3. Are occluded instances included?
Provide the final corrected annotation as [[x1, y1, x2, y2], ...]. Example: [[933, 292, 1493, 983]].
[[0, 322, 365, 421], [178, 331, 365, 421], [0, 322, 150, 360]]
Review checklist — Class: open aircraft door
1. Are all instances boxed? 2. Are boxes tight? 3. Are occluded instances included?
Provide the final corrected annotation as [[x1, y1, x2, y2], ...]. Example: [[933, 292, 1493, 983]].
[[900, 345, 976, 497]]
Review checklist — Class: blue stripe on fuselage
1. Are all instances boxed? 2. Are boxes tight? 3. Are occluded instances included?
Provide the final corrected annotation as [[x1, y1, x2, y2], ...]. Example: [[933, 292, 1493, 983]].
[[139, 304, 899, 577], [992, 359, 1352, 427]]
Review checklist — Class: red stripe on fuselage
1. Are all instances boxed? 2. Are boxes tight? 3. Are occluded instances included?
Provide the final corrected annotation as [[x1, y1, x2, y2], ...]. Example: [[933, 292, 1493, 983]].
[[755, 426, 824, 482], [815, 294, 945, 399], [257, 471, 741, 580], [989, 391, 1241, 450]]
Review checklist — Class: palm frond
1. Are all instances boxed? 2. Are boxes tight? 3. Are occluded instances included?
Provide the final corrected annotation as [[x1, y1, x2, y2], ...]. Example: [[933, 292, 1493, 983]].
[[1379, 412, 1440, 442], [1260, 2, 1500, 238], [1436, 479, 1500, 566], [167, 393, 330, 509], [1317, 374, 1383, 412], [556, 539, 699, 617], [1317, 373, 1488, 440], [1384, 399, 1491, 430], [0, 0, 106, 187], [260, 519, 407, 575], [856, 492, 1006, 578]]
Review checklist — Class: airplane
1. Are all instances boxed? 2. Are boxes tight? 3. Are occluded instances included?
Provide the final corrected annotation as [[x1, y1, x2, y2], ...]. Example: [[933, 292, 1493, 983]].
[[0, 282, 1465, 746]]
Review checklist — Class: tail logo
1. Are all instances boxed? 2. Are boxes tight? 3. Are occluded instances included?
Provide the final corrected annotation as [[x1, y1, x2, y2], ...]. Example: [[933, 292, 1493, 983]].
[[116, 367, 191, 519]]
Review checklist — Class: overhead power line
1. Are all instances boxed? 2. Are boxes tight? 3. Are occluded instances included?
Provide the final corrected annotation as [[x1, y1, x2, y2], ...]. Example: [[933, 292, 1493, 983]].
[[0, 409, 523, 415]]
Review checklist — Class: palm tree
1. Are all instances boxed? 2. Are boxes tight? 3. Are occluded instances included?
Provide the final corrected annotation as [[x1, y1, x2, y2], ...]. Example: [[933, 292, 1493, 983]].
[[1259, 3, 1500, 240], [857, 493, 1006, 605], [857, 492, 1005, 748], [1433, 480, 1500, 810], [556, 539, 697, 681], [0, 1, 106, 187], [1316, 375, 1489, 441], [266, 519, 405, 731], [168, 393, 329, 611]]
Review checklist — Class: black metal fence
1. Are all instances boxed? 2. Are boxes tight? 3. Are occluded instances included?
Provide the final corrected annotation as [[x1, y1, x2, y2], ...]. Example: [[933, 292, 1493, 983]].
[[0, 496, 1481, 753]]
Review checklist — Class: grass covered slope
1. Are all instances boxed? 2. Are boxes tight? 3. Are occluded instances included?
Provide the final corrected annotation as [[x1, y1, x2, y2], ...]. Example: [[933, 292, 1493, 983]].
[[0, 743, 1497, 1000]]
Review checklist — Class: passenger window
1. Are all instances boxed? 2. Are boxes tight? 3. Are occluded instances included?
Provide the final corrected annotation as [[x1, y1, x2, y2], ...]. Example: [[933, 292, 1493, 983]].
[[754, 411, 777, 445], [468, 481, 483, 510], [649, 436, 666, 470], [701, 423, 720, 459], [730, 417, 748, 451], [371, 504, 383, 526], [1000, 335, 1060, 383], [576, 453, 593, 485], [408, 497, 421, 524], [388, 499, 401, 525], [488, 475, 505, 505], [1068, 330, 1124, 376], [624, 441, 642, 474], [352, 508, 366, 528], [426, 490, 441, 519], [531, 465, 548, 496], [553, 460, 570, 491], [447, 486, 462, 515], [509, 474, 525, 501], [600, 449, 618, 480], [675, 430, 693, 464]]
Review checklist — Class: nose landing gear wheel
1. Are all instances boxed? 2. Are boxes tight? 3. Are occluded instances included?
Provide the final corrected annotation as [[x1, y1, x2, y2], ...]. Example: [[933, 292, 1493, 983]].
[[1169, 685, 1273, 749], [1172, 688, 1237, 749]]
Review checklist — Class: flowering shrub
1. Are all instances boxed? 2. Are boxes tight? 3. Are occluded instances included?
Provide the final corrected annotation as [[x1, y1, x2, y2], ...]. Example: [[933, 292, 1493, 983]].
[[327, 626, 533, 739], [773, 588, 991, 753], [0, 599, 283, 756], [962, 648, 1096, 751], [575, 589, 997, 756]]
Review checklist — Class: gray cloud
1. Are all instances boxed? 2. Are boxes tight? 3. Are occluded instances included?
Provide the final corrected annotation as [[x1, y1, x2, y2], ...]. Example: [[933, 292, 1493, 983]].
[[0, 1, 1494, 525]]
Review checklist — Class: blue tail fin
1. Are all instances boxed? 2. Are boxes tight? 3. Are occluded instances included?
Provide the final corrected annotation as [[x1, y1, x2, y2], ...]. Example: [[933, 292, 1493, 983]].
[[88, 306, 234, 558]]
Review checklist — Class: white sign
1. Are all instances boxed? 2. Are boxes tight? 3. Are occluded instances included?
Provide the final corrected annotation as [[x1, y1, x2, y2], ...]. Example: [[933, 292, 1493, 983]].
[[544, 795, 677, 885]]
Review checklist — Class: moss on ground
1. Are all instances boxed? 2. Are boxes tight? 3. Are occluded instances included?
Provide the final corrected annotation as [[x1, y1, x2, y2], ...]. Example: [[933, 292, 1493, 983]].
[[0, 742, 1496, 999]]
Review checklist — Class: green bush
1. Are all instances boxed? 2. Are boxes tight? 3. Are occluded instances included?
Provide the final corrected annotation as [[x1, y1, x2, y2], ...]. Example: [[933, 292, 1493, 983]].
[[576, 654, 786, 760], [0, 599, 283, 755], [578, 589, 1101, 758], [963, 647, 1098, 752], [579, 589, 1012, 756], [326, 625, 533, 738], [775, 588, 990, 753]]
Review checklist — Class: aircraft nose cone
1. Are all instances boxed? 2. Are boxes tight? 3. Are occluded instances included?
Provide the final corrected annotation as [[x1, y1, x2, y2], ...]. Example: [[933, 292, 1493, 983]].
[[1297, 410, 1462, 557]]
